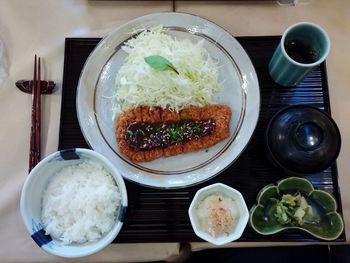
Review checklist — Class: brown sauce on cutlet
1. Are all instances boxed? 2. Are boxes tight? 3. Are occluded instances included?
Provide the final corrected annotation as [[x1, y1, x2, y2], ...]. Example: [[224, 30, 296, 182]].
[[124, 119, 215, 151], [116, 105, 231, 162]]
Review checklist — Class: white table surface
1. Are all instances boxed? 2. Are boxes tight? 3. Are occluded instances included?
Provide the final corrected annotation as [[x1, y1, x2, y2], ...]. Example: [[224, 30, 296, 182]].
[[0, 0, 349, 262]]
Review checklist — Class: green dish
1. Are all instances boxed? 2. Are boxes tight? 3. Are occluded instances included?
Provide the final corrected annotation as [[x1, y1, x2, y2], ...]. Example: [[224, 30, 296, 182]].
[[249, 177, 344, 240]]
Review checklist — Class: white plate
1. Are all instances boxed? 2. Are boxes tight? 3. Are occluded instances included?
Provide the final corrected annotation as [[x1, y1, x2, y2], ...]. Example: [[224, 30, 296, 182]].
[[76, 12, 260, 188]]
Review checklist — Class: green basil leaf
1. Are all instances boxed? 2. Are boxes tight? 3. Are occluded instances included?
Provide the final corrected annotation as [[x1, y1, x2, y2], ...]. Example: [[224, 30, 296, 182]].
[[144, 55, 179, 75]]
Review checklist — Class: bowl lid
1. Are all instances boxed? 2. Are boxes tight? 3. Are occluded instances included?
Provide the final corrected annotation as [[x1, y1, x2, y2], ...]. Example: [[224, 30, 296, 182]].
[[266, 105, 341, 174]]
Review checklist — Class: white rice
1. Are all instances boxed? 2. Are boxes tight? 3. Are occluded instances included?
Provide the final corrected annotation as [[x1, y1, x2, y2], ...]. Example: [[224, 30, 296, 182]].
[[41, 159, 121, 244]]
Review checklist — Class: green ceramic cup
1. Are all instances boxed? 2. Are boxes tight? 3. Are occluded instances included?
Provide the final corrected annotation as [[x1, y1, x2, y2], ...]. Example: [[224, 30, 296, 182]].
[[269, 22, 330, 87]]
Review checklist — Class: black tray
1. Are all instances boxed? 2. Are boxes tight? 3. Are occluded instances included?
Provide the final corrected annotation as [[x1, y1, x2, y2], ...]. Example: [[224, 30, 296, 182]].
[[59, 36, 345, 243]]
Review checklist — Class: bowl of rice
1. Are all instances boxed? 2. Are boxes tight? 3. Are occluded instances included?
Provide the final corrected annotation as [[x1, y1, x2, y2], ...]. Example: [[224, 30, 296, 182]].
[[20, 148, 128, 258], [188, 183, 249, 245]]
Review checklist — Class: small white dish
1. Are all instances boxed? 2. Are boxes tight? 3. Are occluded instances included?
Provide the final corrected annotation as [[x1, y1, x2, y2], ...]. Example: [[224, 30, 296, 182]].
[[20, 148, 128, 258], [188, 183, 249, 245]]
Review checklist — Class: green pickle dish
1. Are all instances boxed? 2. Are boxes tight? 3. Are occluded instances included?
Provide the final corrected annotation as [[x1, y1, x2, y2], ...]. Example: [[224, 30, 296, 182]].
[[249, 177, 344, 240]]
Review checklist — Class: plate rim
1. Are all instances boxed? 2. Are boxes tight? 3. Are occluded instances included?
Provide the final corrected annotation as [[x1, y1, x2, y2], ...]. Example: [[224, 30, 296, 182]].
[[76, 12, 261, 188]]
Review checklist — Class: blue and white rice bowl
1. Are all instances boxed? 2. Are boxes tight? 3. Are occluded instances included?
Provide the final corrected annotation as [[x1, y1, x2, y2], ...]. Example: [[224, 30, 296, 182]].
[[20, 148, 128, 258]]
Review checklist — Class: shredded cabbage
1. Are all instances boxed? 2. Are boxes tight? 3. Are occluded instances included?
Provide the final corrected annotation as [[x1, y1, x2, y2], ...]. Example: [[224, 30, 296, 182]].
[[114, 26, 220, 116]]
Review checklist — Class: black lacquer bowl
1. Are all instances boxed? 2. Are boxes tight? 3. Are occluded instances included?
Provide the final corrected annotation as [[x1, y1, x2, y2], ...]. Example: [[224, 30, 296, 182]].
[[265, 105, 341, 175]]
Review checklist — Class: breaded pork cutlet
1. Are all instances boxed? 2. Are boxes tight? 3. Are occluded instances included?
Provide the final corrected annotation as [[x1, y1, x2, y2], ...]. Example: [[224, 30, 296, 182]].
[[141, 107, 164, 162], [116, 107, 145, 162], [116, 104, 231, 162], [180, 105, 231, 153], [161, 108, 183, 157]]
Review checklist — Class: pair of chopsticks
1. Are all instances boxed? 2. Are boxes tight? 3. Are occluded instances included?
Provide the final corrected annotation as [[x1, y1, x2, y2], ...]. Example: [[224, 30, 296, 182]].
[[29, 55, 41, 172]]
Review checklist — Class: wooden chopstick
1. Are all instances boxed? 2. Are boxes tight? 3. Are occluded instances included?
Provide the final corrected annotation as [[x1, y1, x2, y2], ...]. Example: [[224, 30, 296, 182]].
[[29, 55, 41, 172]]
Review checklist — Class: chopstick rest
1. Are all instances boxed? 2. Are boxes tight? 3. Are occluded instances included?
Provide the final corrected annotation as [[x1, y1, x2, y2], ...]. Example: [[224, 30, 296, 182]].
[[16, 80, 55, 94]]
